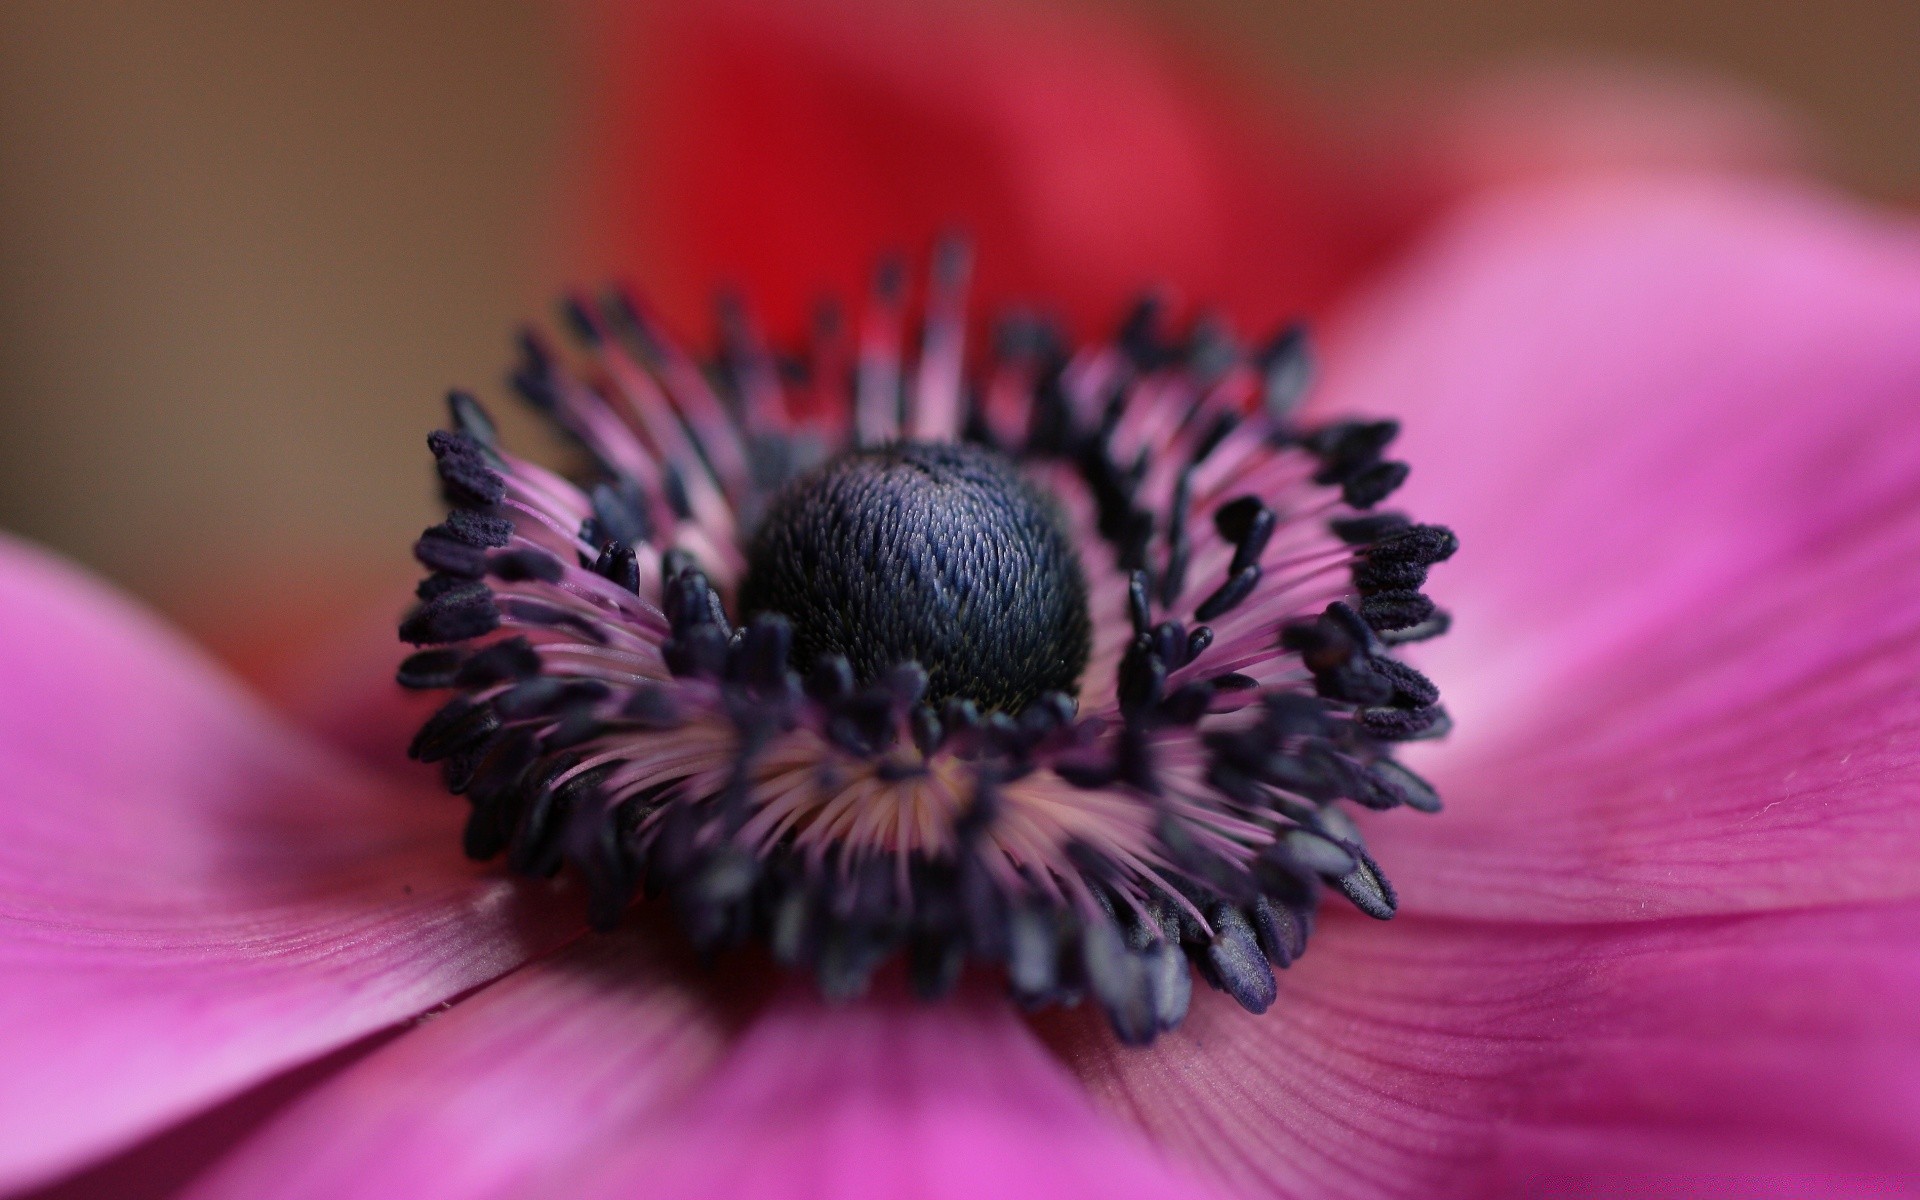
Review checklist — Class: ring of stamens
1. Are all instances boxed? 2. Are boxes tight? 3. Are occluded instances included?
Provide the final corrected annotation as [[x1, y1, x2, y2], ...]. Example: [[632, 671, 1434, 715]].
[[399, 246, 1455, 1044]]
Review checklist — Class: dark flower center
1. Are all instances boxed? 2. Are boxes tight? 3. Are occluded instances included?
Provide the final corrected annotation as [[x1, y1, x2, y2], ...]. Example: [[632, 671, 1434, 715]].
[[739, 440, 1091, 714]]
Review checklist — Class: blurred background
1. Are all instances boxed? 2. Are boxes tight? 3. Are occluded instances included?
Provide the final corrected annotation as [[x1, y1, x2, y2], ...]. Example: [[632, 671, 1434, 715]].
[[0, 0, 1913, 663]]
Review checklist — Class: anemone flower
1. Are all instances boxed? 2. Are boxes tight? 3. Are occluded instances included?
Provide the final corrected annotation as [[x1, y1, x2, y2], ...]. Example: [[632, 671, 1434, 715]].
[[4, 173, 1919, 1200]]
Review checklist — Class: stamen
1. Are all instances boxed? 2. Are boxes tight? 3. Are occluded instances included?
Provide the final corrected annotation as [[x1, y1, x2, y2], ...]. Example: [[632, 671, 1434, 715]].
[[398, 248, 1456, 1044]]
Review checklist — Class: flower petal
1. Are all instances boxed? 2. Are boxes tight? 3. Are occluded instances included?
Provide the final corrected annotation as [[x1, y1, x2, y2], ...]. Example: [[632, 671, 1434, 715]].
[[179, 928, 735, 1200], [557, 984, 1225, 1200], [177, 955, 1219, 1200], [1316, 178, 1920, 918], [587, 0, 1419, 338], [1048, 903, 1920, 1199], [0, 535, 576, 1193]]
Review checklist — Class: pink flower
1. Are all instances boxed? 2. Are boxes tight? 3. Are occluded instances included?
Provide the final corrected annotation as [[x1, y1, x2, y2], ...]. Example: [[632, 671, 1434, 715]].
[[4, 172, 1918, 1199]]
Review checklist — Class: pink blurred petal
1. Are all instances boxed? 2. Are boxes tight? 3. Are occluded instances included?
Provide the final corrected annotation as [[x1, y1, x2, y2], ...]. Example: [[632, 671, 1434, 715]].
[[0, 535, 578, 1192], [1317, 177, 1920, 918], [559, 984, 1224, 1200], [1050, 903, 1920, 1199], [177, 957, 1218, 1200], [1407, 58, 1809, 193], [181, 928, 736, 1200]]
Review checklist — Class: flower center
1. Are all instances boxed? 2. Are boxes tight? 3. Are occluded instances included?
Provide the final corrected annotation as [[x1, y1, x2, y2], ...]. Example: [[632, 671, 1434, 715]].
[[738, 440, 1091, 714]]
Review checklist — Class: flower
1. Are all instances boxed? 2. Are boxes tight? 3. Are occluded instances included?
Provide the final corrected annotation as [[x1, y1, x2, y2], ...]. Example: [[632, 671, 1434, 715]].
[[6, 0, 1919, 1195], [394, 238, 1453, 1045], [4, 174, 1919, 1199]]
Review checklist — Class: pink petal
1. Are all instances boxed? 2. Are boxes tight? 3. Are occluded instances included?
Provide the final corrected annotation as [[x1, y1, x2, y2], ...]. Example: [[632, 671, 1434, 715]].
[[180, 955, 1219, 1200], [0, 535, 577, 1193], [1048, 903, 1920, 1199], [1315, 178, 1920, 918], [179, 928, 736, 1200], [564, 984, 1224, 1200]]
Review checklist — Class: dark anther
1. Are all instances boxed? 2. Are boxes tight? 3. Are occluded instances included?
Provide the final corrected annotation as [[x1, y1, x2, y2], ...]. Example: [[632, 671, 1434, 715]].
[[499, 598, 610, 644], [1190, 412, 1239, 464], [444, 509, 514, 548], [1329, 512, 1412, 545], [408, 696, 499, 764], [416, 573, 465, 602], [1194, 564, 1261, 622], [1369, 524, 1459, 566], [1083, 923, 1158, 1045], [1372, 657, 1440, 709], [1118, 643, 1166, 716], [1158, 682, 1215, 726], [1260, 690, 1330, 736], [664, 570, 729, 636], [1352, 557, 1432, 594], [1249, 895, 1309, 968], [413, 530, 486, 578], [590, 480, 652, 549], [1150, 621, 1188, 670], [1332, 846, 1398, 919], [489, 548, 565, 584], [660, 466, 693, 520], [1281, 828, 1357, 877], [1367, 758, 1442, 813], [560, 294, 600, 345], [1117, 294, 1172, 372], [1160, 471, 1194, 607], [1186, 625, 1215, 661], [1255, 323, 1313, 420], [397, 648, 465, 690], [1358, 703, 1451, 742], [427, 430, 506, 509], [664, 624, 729, 679], [1212, 496, 1265, 543], [1343, 460, 1410, 509], [940, 697, 981, 735], [661, 547, 698, 585], [446, 389, 499, 449], [495, 677, 609, 720], [910, 705, 945, 756], [621, 683, 682, 728], [1205, 904, 1277, 1015], [454, 637, 542, 686], [1128, 570, 1152, 637], [807, 654, 855, 703], [727, 615, 794, 691], [739, 441, 1091, 714], [592, 541, 641, 593], [1380, 608, 1452, 645], [400, 581, 499, 645], [1359, 589, 1436, 632], [1230, 506, 1278, 576], [541, 710, 608, 752], [1306, 420, 1399, 485]]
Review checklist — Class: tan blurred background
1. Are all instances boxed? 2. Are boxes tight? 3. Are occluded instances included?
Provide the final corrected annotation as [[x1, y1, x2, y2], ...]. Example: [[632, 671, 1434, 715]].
[[1, 0, 1915, 649]]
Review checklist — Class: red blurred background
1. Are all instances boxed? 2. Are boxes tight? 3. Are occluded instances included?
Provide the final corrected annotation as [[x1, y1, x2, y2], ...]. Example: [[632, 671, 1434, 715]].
[[0, 0, 1912, 657]]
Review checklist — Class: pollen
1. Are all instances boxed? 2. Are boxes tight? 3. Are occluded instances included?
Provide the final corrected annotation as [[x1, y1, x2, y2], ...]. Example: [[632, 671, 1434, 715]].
[[739, 440, 1091, 714]]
